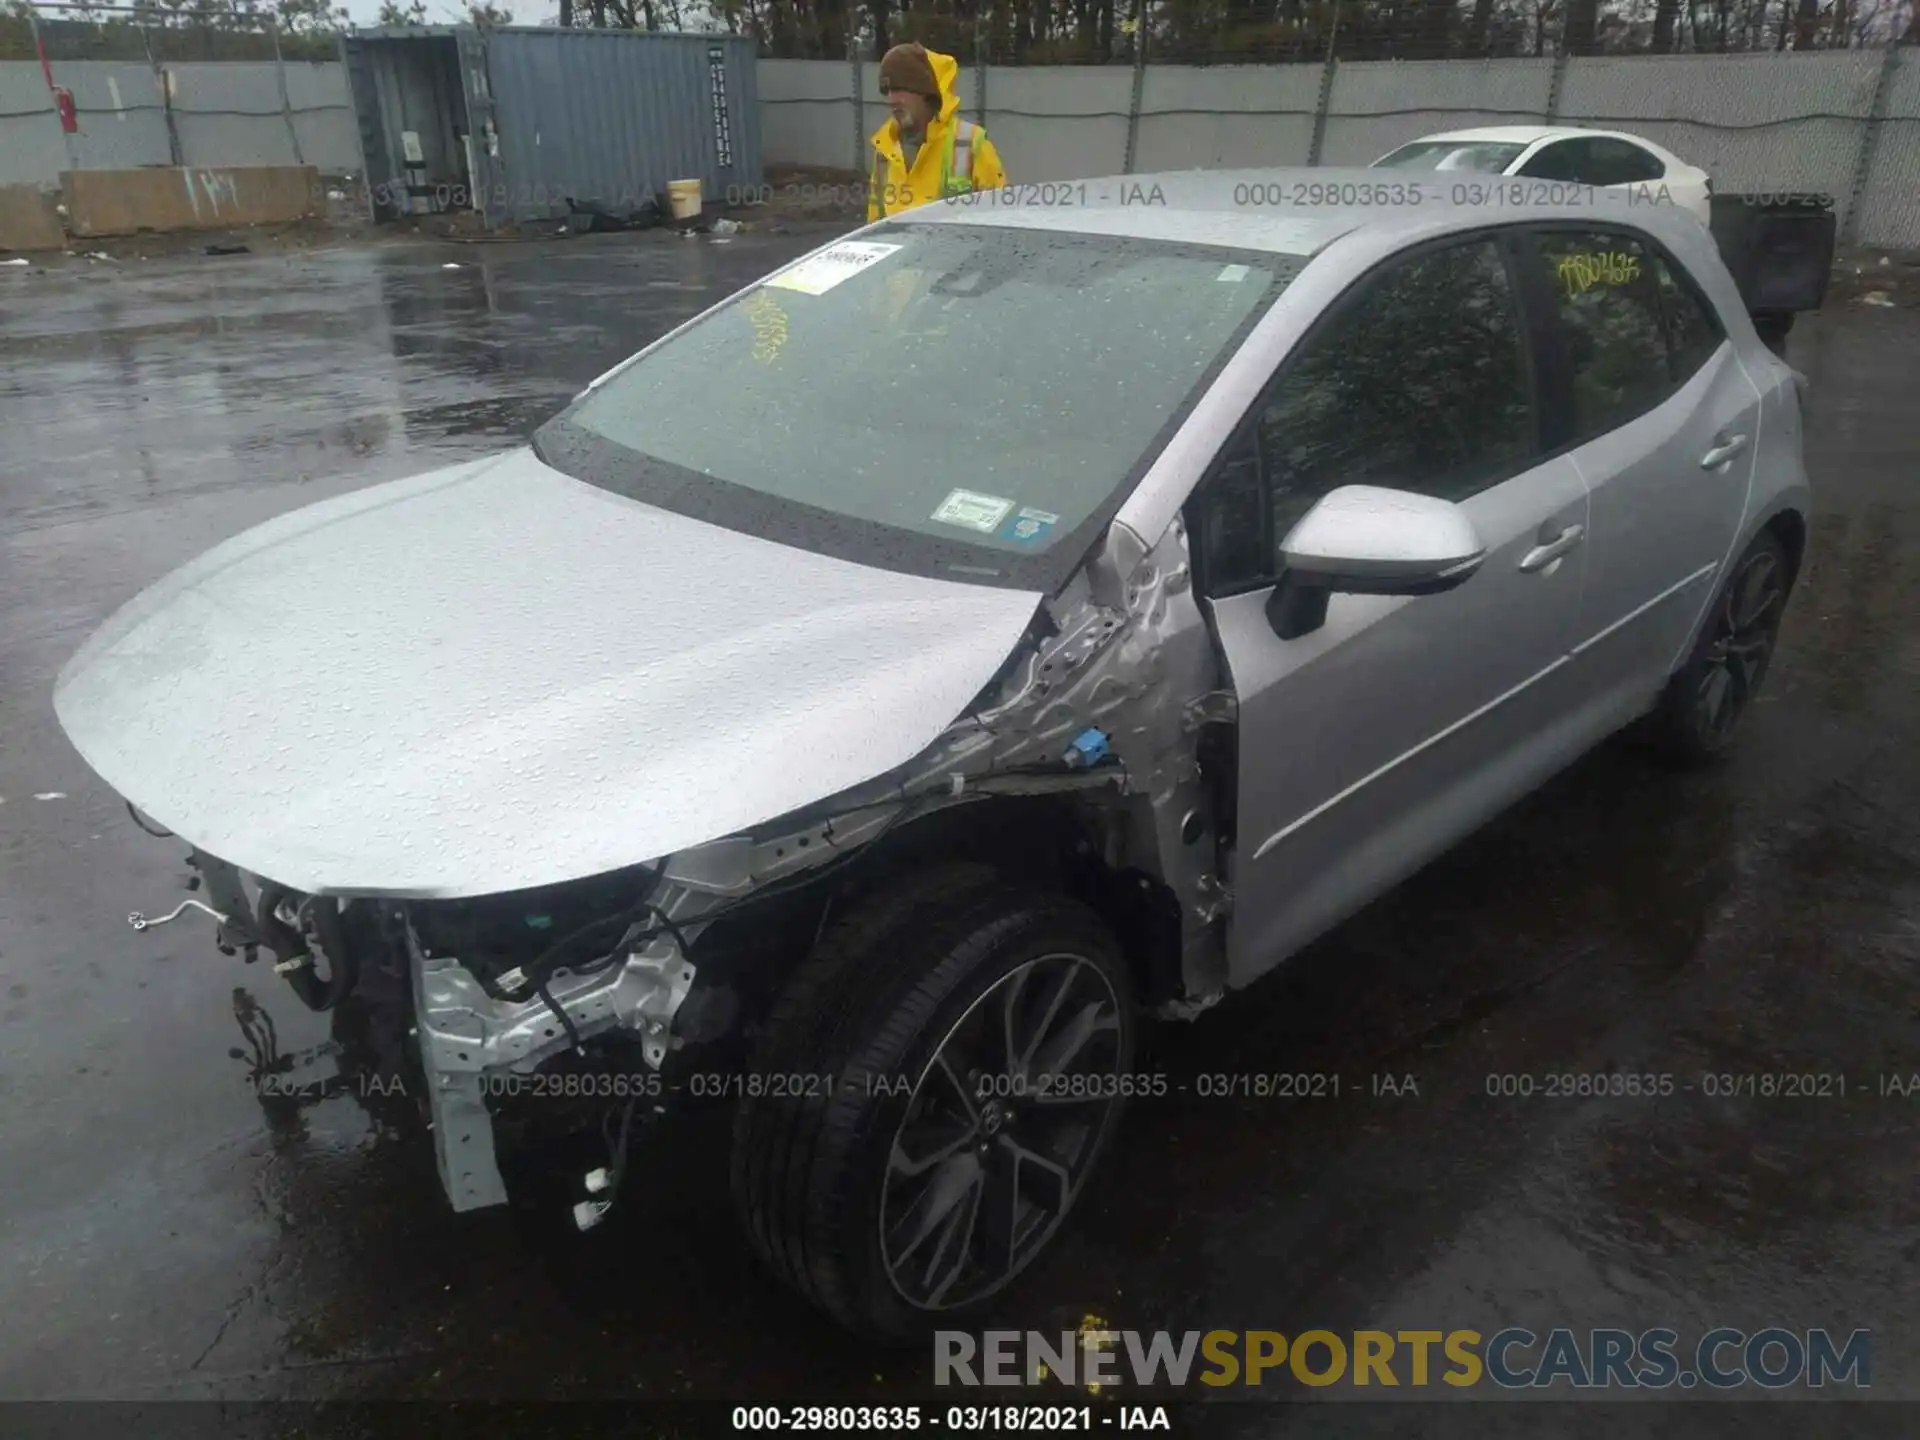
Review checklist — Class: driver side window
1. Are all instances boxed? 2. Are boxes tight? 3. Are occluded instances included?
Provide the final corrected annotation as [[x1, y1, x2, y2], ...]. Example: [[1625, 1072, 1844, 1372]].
[[1195, 237, 1538, 597]]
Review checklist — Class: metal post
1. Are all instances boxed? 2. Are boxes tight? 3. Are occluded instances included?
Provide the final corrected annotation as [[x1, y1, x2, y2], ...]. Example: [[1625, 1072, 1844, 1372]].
[[974, 4, 988, 127], [1543, 1, 1572, 121], [1841, 40, 1902, 247], [1306, 3, 1341, 167], [140, 22, 184, 168], [269, 19, 307, 166], [849, 21, 865, 174], [1122, 0, 1147, 174], [27, 8, 83, 174]]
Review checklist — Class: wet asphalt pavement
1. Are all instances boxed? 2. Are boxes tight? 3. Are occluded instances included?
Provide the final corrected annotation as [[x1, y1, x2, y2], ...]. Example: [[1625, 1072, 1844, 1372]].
[[0, 227, 1915, 1431]]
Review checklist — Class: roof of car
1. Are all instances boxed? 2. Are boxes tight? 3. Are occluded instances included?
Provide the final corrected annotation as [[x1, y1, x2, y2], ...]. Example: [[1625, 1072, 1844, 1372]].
[[1406, 125, 1593, 144], [900, 165, 1707, 257], [1399, 125, 1690, 165]]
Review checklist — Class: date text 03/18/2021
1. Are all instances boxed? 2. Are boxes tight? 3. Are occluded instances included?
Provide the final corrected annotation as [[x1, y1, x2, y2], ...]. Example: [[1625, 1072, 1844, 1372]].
[[731, 1406, 1169, 1432]]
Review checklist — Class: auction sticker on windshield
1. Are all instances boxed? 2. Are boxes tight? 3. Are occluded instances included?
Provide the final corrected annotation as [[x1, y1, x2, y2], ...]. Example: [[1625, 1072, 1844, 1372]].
[[931, 488, 1016, 533], [764, 241, 903, 296]]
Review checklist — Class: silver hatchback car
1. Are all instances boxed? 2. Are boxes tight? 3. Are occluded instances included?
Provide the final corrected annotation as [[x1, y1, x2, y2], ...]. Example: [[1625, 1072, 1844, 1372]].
[[54, 169, 1809, 1341]]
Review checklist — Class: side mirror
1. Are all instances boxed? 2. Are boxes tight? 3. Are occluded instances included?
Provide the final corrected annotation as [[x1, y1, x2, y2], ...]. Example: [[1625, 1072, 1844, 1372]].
[[1266, 485, 1486, 640]]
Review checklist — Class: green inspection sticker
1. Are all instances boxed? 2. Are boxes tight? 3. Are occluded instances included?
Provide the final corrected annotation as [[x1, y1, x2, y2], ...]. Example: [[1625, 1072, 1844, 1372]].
[[931, 488, 1016, 534]]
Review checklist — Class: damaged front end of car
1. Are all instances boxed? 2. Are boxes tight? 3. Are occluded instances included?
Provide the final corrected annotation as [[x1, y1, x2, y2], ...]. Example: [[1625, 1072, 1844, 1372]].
[[102, 512, 1235, 1227]]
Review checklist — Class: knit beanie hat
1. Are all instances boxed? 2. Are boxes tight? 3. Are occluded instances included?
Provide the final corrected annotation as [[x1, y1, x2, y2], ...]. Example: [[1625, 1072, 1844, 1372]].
[[879, 43, 940, 104]]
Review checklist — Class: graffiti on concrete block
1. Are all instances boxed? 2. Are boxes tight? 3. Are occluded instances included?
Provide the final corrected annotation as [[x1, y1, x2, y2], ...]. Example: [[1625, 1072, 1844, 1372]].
[[182, 168, 242, 220]]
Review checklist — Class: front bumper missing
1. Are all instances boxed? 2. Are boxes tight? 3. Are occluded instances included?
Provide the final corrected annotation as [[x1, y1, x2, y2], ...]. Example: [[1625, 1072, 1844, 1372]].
[[406, 910, 697, 1212]]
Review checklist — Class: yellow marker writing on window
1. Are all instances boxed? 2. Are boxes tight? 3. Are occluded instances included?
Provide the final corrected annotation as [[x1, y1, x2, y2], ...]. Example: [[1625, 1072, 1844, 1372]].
[[743, 288, 789, 363], [1557, 251, 1641, 298]]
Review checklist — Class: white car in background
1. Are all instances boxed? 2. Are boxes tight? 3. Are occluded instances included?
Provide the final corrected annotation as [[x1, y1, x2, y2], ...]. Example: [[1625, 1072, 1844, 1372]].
[[1372, 126, 1713, 226]]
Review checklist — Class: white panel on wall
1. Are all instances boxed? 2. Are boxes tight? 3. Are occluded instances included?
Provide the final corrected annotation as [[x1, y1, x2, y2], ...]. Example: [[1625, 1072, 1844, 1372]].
[[1851, 53, 1920, 251], [1320, 57, 1556, 167], [1135, 63, 1322, 172], [757, 57, 859, 170], [981, 67, 1130, 183]]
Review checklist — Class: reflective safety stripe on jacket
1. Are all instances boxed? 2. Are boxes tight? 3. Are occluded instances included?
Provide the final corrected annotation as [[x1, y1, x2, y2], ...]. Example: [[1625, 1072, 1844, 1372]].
[[872, 118, 980, 206], [944, 118, 977, 196]]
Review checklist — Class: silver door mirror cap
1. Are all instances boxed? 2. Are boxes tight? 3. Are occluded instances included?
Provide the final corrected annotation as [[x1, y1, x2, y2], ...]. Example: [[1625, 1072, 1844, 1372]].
[[1279, 485, 1486, 593]]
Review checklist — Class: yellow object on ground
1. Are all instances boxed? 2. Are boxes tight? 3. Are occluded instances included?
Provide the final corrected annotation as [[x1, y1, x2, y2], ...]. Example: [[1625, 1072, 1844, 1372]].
[[667, 179, 702, 221]]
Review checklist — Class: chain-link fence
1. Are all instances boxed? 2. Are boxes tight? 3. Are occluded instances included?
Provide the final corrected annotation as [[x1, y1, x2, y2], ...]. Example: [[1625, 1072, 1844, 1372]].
[[754, 1, 1918, 247], [738, 0, 1917, 63], [0, 3, 361, 187]]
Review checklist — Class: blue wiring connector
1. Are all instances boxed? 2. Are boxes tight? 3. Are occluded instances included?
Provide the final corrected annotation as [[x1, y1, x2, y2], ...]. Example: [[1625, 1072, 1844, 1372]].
[[1063, 727, 1111, 769]]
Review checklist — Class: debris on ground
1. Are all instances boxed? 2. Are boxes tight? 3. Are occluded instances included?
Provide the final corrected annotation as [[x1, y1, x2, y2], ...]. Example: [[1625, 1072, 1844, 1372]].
[[442, 262, 462, 270], [203, 243, 250, 256], [1859, 290, 1895, 307], [2, 257, 28, 266], [564, 195, 663, 234], [711, 217, 741, 236]]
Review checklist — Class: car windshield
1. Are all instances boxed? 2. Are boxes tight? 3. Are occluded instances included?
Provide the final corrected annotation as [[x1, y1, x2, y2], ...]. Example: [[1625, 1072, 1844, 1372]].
[[1372, 140, 1528, 174], [536, 222, 1297, 589]]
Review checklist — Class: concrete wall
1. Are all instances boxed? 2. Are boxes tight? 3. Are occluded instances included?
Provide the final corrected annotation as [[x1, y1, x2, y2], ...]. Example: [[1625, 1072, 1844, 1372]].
[[62, 164, 321, 236], [755, 47, 1920, 250], [0, 60, 361, 191], [0, 182, 64, 250]]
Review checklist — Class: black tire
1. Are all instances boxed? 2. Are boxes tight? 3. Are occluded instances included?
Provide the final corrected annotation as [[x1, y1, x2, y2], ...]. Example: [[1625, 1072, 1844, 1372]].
[[1644, 530, 1793, 764], [731, 863, 1136, 1343]]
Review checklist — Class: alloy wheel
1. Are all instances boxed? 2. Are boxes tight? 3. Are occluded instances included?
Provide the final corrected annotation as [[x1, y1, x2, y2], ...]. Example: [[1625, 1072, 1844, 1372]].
[[877, 952, 1126, 1311], [1694, 546, 1786, 747]]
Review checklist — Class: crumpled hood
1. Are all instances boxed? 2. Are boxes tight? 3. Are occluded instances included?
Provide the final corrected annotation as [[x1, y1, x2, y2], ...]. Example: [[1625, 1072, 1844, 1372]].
[[53, 448, 1043, 899]]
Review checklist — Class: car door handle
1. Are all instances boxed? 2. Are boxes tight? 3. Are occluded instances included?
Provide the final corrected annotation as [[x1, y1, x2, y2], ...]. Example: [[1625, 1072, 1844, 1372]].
[[1519, 523, 1585, 573], [1700, 433, 1750, 469]]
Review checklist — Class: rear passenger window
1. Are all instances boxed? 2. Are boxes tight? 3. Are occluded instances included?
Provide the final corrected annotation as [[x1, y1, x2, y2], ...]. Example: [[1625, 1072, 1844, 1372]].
[[1653, 253, 1725, 381], [1589, 139, 1665, 185], [1533, 230, 1673, 441], [1517, 141, 1590, 182]]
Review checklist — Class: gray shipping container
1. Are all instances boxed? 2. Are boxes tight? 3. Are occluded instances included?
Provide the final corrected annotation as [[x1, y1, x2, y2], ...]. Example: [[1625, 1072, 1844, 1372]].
[[341, 25, 762, 228]]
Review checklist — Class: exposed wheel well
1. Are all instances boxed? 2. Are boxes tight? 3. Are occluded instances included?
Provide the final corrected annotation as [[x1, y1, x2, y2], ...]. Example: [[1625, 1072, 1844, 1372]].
[[673, 796, 1183, 1077]]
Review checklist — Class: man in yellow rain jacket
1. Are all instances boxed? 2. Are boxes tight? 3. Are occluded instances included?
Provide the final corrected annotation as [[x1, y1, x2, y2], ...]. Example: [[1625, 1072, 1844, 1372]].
[[866, 42, 1007, 221]]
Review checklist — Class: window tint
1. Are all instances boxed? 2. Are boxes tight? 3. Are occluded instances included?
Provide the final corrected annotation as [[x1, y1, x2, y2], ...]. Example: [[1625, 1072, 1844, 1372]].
[[1519, 138, 1665, 187], [1517, 140, 1590, 182], [1197, 239, 1536, 595], [1590, 138, 1665, 184], [1653, 252, 1724, 381], [1532, 230, 1674, 442]]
